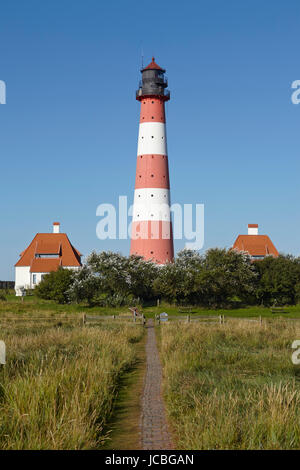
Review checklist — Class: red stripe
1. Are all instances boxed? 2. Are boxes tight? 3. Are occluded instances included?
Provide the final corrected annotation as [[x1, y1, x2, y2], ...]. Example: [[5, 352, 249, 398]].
[[135, 154, 170, 189], [140, 97, 166, 123], [130, 221, 174, 264]]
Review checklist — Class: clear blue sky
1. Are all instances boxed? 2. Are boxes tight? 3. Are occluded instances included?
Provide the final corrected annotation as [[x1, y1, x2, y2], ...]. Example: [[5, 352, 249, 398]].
[[1, 0, 299, 280]]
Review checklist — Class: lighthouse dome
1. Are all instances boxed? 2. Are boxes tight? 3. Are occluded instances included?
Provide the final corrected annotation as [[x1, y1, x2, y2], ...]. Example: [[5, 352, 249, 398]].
[[136, 57, 170, 101]]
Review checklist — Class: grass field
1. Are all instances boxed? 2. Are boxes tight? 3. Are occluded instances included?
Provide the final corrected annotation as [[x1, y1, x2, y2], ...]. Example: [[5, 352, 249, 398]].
[[159, 320, 300, 449], [143, 303, 300, 319], [0, 318, 144, 449], [2, 292, 300, 319], [1, 293, 300, 450]]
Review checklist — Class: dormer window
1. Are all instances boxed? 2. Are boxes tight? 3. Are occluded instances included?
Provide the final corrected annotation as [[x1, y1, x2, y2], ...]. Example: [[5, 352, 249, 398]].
[[35, 254, 59, 259]]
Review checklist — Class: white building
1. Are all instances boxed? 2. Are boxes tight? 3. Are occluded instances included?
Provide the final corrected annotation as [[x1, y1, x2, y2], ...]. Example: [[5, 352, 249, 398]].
[[15, 222, 82, 295]]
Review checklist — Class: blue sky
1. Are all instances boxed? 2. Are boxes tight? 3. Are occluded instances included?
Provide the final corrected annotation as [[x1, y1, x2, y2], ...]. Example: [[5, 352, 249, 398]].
[[1, 0, 300, 280]]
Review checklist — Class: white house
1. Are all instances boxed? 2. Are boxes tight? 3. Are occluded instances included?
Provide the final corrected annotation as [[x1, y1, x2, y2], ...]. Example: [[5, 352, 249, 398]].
[[15, 222, 82, 295]]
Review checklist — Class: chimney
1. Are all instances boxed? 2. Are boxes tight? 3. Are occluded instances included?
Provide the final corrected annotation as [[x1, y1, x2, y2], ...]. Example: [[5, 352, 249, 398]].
[[248, 224, 258, 235], [53, 222, 60, 234]]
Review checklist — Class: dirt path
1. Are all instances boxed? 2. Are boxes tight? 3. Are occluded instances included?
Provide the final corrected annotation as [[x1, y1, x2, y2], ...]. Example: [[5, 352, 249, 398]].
[[140, 319, 174, 450], [103, 335, 146, 450]]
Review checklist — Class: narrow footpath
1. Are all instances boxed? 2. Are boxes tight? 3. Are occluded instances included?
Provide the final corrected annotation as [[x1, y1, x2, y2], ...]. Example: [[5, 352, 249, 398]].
[[140, 319, 174, 450]]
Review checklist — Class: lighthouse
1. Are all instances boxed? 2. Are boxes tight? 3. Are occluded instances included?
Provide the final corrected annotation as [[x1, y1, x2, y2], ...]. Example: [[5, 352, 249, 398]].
[[130, 57, 174, 264]]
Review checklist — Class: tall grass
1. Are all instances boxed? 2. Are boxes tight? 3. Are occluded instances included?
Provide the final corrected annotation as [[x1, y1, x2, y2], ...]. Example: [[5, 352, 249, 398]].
[[160, 320, 300, 449], [0, 321, 143, 449]]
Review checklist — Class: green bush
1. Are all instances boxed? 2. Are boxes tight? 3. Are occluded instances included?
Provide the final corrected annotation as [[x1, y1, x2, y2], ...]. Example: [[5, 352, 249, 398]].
[[154, 248, 257, 308], [253, 255, 300, 306], [34, 250, 300, 309], [35, 268, 74, 304]]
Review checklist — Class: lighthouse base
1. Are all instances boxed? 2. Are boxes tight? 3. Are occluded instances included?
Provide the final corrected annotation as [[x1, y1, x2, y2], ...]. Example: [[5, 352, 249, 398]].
[[130, 220, 174, 264]]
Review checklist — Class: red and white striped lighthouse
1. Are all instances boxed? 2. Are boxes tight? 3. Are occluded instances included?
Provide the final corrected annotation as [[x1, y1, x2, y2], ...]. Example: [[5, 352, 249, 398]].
[[130, 57, 174, 264]]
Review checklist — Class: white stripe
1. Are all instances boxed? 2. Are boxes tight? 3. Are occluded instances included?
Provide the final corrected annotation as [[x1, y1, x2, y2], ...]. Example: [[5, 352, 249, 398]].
[[137, 122, 167, 156], [133, 188, 171, 221]]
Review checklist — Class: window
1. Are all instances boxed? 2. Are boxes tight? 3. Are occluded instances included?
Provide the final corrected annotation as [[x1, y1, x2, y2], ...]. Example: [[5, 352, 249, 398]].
[[32, 274, 37, 285], [35, 254, 59, 258]]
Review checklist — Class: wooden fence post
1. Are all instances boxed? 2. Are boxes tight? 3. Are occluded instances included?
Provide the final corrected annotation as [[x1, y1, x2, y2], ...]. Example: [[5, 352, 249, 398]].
[[187, 314, 190, 323], [157, 299, 160, 307], [113, 314, 116, 320], [222, 315, 225, 324], [82, 313, 86, 326], [219, 315, 222, 325], [259, 315, 262, 326]]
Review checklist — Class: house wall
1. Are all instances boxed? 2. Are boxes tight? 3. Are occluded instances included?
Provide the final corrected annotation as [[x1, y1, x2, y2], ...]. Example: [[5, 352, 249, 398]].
[[15, 266, 81, 295], [15, 266, 30, 295]]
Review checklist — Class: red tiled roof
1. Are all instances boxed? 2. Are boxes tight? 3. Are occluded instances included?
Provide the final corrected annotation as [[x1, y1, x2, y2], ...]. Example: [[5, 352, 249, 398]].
[[248, 224, 258, 228], [15, 233, 82, 271], [30, 258, 62, 273], [35, 241, 61, 254], [233, 235, 279, 257], [143, 57, 164, 71], [73, 246, 81, 258]]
